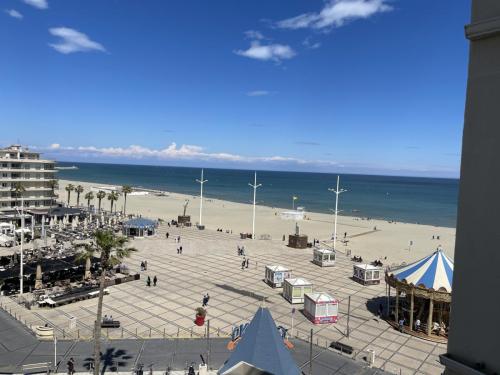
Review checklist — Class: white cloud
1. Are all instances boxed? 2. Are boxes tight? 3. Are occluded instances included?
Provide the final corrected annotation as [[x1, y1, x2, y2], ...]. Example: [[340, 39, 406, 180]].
[[48, 27, 106, 54], [43, 143, 337, 167], [5, 9, 23, 19], [277, 0, 392, 31], [235, 41, 296, 62], [244, 30, 265, 40], [22, 0, 48, 9], [303, 37, 321, 49], [246, 90, 270, 97]]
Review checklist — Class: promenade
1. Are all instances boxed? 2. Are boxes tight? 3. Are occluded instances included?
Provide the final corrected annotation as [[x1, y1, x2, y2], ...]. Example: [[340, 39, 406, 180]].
[[0, 225, 446, 374]]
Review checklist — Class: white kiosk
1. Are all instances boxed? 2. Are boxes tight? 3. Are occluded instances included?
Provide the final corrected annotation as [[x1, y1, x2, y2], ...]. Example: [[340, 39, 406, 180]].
[[312, 248, 336, 267], [353, 264, 382, 285], [282, 278, 313, 304], [304, 292, 339, 324], [265, 265, 292, 288]]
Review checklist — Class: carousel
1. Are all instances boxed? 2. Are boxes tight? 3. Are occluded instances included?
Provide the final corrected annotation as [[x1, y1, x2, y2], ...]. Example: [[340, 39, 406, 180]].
[[385, 248, 453, 340]]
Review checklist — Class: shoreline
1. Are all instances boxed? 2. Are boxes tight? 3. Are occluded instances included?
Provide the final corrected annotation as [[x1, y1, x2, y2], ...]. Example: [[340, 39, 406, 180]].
[[56, 175, 457, 229], [58, 178, 456, 265]]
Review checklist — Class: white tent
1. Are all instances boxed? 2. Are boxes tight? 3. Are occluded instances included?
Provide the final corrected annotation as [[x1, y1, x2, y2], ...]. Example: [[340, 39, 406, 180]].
[[313, 248, 336, 267], [283, 278, 313, 304], [265, 265, 292, 288]]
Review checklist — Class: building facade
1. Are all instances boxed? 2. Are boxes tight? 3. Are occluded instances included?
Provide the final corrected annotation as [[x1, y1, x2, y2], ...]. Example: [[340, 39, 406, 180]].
[[0, 145, 57, 212], [441, 1, 500, 374]]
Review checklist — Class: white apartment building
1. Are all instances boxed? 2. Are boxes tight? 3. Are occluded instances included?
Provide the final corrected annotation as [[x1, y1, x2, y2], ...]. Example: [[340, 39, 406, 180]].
[[0, 145, 57, 212]]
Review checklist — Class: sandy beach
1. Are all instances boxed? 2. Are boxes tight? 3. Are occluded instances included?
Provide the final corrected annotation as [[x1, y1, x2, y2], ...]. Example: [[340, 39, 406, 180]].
[[58, 179, 456, 265]]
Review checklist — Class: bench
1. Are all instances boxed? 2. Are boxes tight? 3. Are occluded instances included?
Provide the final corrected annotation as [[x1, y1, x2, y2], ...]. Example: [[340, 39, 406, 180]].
[[101, 320, 120, 328], [330, 341, 354, 355], [22, 362, 51, 373]]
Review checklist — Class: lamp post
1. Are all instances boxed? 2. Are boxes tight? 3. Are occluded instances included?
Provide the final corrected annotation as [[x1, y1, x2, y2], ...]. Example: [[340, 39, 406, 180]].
[[196, 169, 208, 226], [248, 172, 262, 240], [15, 197, 25, 295], [328, 176, 347, 251]]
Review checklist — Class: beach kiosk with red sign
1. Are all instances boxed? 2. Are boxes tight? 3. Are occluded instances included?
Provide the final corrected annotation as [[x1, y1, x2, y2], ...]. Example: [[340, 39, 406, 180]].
[[303, 292, 339, 324]]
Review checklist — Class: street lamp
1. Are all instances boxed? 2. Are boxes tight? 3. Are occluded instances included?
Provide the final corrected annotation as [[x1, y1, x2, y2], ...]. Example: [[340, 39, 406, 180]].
[[14, 197, 25, 295], [248, 172, 262, 240], [328, 176, 347, 251], [196, 169, 208, 226]]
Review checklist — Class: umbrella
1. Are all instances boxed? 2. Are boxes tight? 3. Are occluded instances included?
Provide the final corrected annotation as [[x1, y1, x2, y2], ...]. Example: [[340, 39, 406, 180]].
[[35, 264, 43, 289]]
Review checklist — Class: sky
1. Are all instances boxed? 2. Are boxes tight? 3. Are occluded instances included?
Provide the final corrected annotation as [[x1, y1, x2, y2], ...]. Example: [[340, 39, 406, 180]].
[[1, 0, 471, 177]]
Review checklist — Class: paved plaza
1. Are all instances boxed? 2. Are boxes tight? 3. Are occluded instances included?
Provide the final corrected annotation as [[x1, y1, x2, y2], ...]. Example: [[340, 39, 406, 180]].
[[0, 225, 447, 374]]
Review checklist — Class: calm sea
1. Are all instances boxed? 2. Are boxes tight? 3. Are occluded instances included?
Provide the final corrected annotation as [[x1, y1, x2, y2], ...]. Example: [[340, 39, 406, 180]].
[[57, 162, 459, 228]]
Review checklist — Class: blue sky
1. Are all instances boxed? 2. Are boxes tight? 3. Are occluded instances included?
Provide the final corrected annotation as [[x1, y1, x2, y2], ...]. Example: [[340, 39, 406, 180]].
[[1, 0, 470, 177]]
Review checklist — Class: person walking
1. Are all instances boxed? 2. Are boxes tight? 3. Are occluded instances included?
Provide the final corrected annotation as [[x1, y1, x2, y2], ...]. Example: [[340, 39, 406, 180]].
[[179, 246, 183, 254], [241, 258, 246, 270], [398, 318, 405, 332], [67, 357, 75, 375], [147, 276, 151, 287], [245, 258, 249, 269], [144, 260, 148, 270], [166, 232, 169, 239], [153, 275, 157, 286]]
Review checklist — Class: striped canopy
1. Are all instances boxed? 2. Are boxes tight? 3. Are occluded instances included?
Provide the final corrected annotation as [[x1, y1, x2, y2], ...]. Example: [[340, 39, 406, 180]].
[[389, 249, 454, 292]]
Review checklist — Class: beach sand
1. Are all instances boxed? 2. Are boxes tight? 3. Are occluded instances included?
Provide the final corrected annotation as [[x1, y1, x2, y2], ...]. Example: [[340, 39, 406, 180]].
[[58, 179, 456, 265]]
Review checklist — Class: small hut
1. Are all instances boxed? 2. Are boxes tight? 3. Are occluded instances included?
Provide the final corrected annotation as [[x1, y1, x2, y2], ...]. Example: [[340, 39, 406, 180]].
[[122, 218, 156, 237], [265, 265, 292, 288], [283, 278, 313, 304], [385, 249, 453, 338], [312, 248, 336, 267], [304, 292, 339, 324], [353, 264, 382, 285]]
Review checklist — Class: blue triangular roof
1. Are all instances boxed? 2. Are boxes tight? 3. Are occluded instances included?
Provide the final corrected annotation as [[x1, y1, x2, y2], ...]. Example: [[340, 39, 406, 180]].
[[219, 307, 301, 375]]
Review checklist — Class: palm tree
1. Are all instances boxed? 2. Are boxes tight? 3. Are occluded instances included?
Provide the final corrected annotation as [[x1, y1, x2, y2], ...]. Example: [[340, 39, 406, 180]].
[[96, 191, 106, 212], [65, 184, 75, 206], [121, 185, 132, 215], [11, 182, 26, 207], [107, 191, 119, 213], [75, 185, 84, 206], [77, 230, 136, 375], [85, 191, 95, 209]]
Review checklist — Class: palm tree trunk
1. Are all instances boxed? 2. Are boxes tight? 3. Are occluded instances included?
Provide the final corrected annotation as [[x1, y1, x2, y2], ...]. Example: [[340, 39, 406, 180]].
[[124, 195, 127, 215], [77, 194, 80, 207], [67, 192, 70, 206], [98, 199, 102, 212], [93, 263, 106, 375], [110, 201, 114, 213]]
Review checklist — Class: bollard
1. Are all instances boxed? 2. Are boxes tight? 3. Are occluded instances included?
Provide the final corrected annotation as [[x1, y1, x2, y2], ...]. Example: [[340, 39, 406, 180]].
[[135, 327, 138, 337], [191, 327, 193, 338], [217, 328, 220, 337], [122, 327, 124, 338], [163, 328, 165, 338], [177, 327, 180, 338], [149, 328, 151, 337], [63, 329, 65, 338], [78, 329, 80, 339]]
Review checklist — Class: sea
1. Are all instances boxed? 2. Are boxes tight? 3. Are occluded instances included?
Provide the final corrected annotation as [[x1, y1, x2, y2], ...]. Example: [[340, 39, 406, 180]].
[[57, 162, 459, 228]]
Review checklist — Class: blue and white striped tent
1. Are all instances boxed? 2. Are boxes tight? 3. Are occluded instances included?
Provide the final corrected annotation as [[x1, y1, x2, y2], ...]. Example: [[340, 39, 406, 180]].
[[389, 249, 454, 292]]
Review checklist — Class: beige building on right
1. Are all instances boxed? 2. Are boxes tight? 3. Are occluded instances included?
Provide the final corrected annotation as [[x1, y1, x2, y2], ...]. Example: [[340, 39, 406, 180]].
[[440, 1, 500, 374]]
